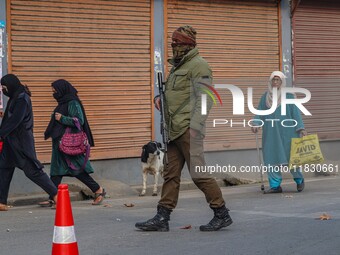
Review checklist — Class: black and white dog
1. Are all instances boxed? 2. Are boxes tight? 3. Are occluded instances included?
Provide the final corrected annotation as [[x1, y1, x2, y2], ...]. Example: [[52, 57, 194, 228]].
[[140, 141, 164, 196]]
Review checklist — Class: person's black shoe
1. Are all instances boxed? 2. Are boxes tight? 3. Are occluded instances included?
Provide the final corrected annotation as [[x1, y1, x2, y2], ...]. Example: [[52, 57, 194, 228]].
[[135, 205, 172, 232], [263, 186, 282, 194], [200, 205, 233, 231], [297, 181, 305, 192]]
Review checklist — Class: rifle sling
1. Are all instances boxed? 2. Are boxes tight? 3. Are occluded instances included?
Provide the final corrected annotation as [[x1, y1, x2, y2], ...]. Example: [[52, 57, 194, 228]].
[[170, 97, 191, 118]]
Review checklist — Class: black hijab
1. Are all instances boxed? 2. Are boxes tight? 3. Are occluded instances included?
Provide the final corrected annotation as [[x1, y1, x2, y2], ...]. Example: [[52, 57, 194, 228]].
[[0, 74, 29, 98], [44, 79, 94, 146], [0, 74, 31, 120]]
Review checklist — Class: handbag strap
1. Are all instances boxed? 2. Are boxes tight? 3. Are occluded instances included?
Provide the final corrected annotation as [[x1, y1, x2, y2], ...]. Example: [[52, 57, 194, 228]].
[[72, 117, 82, 131], [64, 144, 91, 172], [64, 118, 82, 134]]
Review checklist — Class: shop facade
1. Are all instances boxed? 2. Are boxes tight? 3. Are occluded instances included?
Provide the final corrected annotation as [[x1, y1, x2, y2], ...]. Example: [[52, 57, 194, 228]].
[[0, 0, 338, 194]]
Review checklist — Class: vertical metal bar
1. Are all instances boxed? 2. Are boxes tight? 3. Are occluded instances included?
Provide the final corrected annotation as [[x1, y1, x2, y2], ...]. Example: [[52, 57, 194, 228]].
[[153, 0, 165, 142], [281, 0, 293, 87]]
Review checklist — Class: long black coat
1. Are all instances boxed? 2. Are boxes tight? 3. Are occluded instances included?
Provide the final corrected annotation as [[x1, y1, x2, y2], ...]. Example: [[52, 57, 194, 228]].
[[0, 91, 43, 170]]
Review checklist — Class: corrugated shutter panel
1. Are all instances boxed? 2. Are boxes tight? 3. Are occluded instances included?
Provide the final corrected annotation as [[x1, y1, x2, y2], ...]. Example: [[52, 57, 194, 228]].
[[8, 0, 152, 162], [293, 0, 340, 140], [166, 0, 280, 150]]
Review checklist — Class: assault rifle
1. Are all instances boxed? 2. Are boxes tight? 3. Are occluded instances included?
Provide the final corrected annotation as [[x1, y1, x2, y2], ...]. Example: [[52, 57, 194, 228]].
[[157, 72, 168, 165]]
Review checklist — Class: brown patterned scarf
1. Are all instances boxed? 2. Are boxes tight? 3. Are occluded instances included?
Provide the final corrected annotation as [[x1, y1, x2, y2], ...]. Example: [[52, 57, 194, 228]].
[[171, 26, 197, 65]]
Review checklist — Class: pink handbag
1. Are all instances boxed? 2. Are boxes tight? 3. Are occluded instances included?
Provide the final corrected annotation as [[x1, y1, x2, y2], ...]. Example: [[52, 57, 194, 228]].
[[59, 119, 88, 155], [59, 118, 90, 171]]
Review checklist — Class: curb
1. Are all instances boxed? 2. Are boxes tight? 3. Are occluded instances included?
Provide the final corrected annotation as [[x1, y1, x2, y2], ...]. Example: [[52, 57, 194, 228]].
[[131, 177, 256, 196], [8, 177, 256, 206], [8, 192, 83, 207]]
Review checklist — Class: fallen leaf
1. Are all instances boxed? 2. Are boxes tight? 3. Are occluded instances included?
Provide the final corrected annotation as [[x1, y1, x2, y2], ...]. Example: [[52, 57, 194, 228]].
[[180, 225, 192, 229], [103, 204, 112, 208], [124, 203, 135, 207], [317, 213, 331, 220]]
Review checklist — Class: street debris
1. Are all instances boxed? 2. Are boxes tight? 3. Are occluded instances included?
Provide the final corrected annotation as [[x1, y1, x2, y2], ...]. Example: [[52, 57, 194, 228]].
[[180, 225, 192, 229], [317, 213, 331, 220], [124, 203, 135, 207], [284, 195, 293, 198]]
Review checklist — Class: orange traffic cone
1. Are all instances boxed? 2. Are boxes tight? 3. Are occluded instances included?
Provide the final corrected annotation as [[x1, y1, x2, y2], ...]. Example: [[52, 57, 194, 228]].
[[52, 184, 79, 255]]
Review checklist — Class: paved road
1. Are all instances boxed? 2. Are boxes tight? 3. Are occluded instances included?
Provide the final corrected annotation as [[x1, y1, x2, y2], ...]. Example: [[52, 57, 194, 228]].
[[1, 176, 340, 255]]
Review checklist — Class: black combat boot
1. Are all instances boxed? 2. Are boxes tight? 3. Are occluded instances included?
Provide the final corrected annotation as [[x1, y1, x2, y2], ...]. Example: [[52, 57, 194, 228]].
[[199, 205, 233, 231], [135, 205, 172, 232]]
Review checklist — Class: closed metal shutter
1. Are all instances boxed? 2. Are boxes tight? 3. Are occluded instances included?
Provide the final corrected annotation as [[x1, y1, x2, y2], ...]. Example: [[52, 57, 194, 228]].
[[166, 0, 280, 150], [8, 0, 152, 162], [293, 0, 340, 140]]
